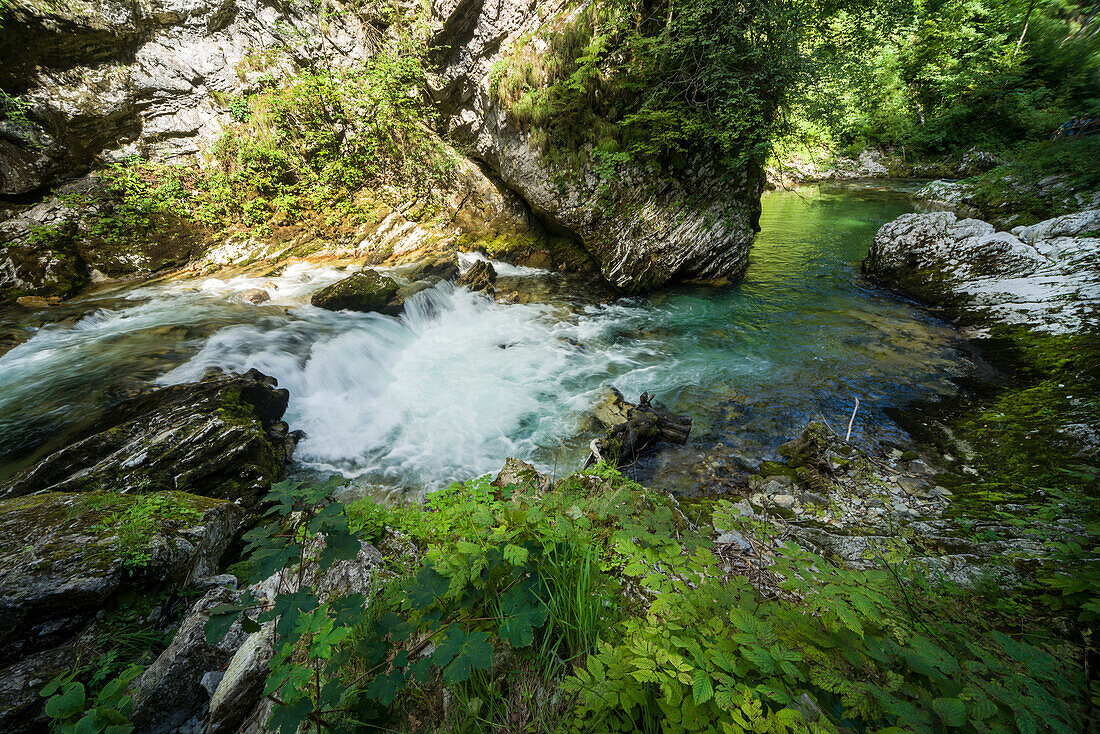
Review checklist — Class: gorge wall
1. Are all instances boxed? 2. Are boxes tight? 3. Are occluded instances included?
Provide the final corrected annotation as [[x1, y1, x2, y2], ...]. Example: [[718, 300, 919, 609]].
[[0, 0, 766, 298]]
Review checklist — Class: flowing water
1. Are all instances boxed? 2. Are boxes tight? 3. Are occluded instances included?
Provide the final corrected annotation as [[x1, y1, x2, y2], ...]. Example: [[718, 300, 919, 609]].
[[0, 183, 973, 498]]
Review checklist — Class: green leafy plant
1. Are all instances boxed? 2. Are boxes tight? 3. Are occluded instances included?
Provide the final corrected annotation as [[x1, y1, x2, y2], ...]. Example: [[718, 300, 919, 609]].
[[41, 664, 142, 734]]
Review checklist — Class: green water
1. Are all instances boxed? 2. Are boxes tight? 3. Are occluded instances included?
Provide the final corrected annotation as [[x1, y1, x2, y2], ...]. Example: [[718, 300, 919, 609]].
[[0, 183, 968, 494]]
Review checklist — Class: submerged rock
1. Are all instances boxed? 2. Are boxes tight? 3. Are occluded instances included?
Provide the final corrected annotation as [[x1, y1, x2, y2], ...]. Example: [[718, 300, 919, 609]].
[[0, 367, 295, 504], [864, 209, 1100, 333], [310, 269, 403, 315], [238, 288, 270, 305]]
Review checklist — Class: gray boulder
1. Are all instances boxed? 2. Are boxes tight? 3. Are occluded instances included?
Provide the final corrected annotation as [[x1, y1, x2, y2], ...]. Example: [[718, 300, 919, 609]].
[[864, 209, 1100, 332], [0, 367, 294, 504], [130, 587, 248, 734], [206, 622, 275, 734]]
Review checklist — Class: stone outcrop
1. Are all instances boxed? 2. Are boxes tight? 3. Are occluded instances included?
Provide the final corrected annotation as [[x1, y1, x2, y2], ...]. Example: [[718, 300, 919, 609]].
[[863, 209, 1100, 333], [130, 586, 248, 734], [0, 175, 199, 300], [2, 0, 774, 295], [0, 0, 382, 195], [428, 0, 763, 292], [128, 536, 386, 733], [0, 491, 242, 665], [0, 367, 297, 503], [310, 269, 404, 314]]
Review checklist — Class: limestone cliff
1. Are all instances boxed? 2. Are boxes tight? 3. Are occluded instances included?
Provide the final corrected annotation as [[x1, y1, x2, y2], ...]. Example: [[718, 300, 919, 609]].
[[1, 0, 767, 297]]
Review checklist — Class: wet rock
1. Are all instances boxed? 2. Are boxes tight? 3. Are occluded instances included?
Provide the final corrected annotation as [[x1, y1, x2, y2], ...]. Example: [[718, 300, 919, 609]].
[[864, 209, 1100, 333], [15, 295, 61, 308], [0, 368, 293, 504], [130, 587, 248, 734], [456, 258, 496, 293], [586, 391, 691, 467], [0, 229, 88, 302], [0, 491, 242, 667], [310, 270, 403, 315], [238, 288, 270, 305], [411, 253, 460, 282]]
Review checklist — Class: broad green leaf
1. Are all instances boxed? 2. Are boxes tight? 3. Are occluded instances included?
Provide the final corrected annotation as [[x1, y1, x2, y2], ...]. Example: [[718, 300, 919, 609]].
[[692, 669, 714, 705], [44, 682, 85, 720], [932, 697, 967, 727]]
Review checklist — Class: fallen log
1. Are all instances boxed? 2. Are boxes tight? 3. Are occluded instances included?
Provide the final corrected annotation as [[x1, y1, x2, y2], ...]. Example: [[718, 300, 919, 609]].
[[586, 389, 691, 467]]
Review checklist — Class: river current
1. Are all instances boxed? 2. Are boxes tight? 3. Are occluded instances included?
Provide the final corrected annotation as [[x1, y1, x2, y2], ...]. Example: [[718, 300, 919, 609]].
[[0, 183, 971, 499]]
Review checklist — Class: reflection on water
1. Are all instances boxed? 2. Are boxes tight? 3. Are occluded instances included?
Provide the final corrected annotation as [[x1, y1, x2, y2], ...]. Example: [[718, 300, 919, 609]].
[[0, 183, 971, 494]]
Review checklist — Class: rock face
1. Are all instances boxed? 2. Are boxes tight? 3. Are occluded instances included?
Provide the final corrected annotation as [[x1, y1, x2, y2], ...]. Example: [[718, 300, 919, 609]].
[[0, 488, 244, 734], [310, 269, 404, 315], [864, 209, 1100, 333], [0, 367, 295, 504], [429, 0, 762, 292], [0, 0, 381, 194]]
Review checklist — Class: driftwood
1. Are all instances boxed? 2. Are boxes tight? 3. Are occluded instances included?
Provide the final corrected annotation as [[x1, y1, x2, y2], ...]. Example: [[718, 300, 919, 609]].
[[586, 390, 691, 467]]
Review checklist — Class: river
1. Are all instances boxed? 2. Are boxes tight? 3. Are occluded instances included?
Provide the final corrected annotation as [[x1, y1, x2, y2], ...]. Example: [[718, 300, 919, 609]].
[[0, 182, 971, 500]]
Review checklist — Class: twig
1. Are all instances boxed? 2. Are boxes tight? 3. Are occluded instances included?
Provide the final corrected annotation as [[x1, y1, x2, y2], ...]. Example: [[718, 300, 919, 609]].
[[845, 397, 860, 441]]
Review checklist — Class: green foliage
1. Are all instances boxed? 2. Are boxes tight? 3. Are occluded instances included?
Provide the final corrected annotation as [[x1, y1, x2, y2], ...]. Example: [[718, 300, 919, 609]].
[[782, 0, 1100, 159], [40, 663, 142, 734], [965, 136, 1100, 222], [72, 491, 205, 568], [204, 462, 1091, 733], [490, 0, 806, 173]]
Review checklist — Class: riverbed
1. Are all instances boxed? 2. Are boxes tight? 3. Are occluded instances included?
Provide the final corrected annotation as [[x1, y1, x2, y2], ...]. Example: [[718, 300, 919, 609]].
[[0, 183, 973, 499]]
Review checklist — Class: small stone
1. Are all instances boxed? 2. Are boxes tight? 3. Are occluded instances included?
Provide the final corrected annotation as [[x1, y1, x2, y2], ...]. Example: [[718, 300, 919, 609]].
[[239, 288, 270, 305], [15, 296, 54, 309], [890, 449, 904, 459], [897, 476, 929, 497], [200, 671, 224, 697], [715, 530, 752, 552], [801, 492, 830, 508], [932, 485, 953, 497], [772, 494, 796, 509]]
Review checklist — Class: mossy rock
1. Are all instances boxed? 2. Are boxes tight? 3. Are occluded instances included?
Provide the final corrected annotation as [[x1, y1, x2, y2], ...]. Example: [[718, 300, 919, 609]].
[[0, 368, 290, 505], [0, 490, 242, 666], [310, 270, 403, 314]]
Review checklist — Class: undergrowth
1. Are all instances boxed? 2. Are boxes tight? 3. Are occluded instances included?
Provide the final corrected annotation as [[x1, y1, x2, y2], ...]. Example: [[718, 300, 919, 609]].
[[182, 464, 1093, 734]]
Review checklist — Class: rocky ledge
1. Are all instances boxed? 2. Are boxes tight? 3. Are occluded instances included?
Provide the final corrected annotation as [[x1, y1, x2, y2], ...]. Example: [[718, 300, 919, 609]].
[[863, 208, 1100, 333], [0, 367, 298, 504], [0, 491, 244, 733]]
